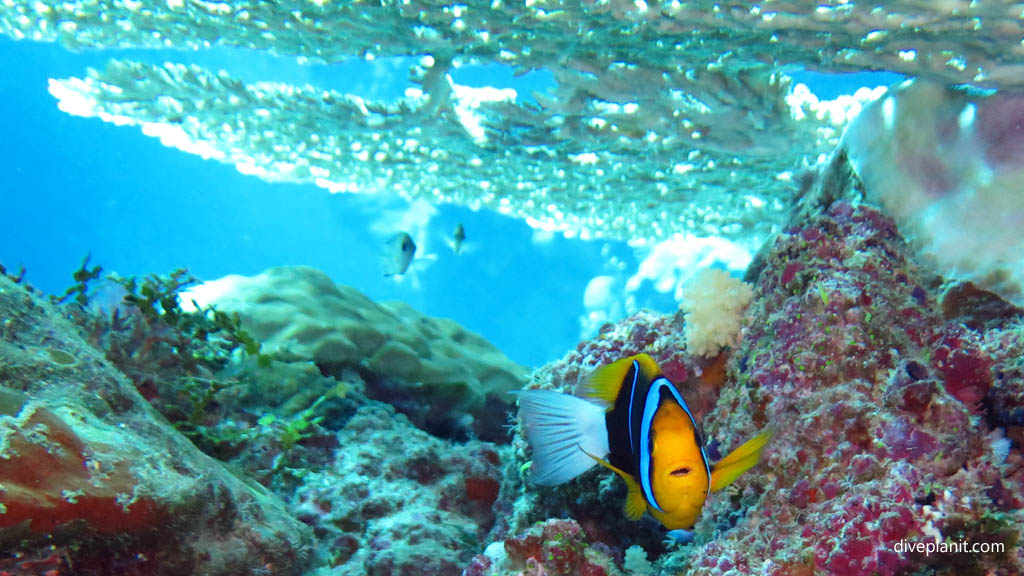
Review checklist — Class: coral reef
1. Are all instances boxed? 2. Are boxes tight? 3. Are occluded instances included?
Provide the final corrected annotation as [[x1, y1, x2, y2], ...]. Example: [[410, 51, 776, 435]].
[[679, 269, 754, 358], [492, 195, 1023, 574], [0, 264, 532, 576], [465, 519, 623, 576], [290, 402, 510, 575], [683, 200, 1023, 575], [0, 274, 314, 575], [182, 266, 527, 442], [5, 153, 1023, 576]]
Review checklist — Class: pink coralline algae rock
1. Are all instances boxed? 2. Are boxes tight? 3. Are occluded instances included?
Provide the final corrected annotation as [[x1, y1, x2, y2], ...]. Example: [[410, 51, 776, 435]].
[[932, 326, 993, 409], [679, 201, 1023, 575], [464, 519, 620, 576], [0, 275, 313, 576], [531, 308, 728, 429], [507, 191, 1023, 575]]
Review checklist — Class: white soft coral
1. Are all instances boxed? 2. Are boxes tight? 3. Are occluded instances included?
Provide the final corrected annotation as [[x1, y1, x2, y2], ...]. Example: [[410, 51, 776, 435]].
[[679, 269, 754, 358]]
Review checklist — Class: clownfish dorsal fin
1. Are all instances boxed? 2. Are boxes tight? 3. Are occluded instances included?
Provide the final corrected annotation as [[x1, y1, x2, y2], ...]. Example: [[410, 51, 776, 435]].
[[583, 353, 661, 409], [709, 429, 774, 492], [632, 353, 661, 381], [580, 446, 647, 521]]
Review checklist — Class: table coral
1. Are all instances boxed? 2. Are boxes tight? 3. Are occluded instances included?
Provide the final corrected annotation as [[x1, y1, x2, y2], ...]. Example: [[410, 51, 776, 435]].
[[14, 1, 1024, 247]]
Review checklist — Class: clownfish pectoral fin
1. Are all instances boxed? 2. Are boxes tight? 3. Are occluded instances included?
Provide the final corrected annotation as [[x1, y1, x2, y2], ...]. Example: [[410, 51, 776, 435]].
[[580, 448, 647, 521], [665, 529, 695, 545], [618, 471, 648, 521], [515, 390, 610, 486], [709, 429, 774, 493], [583, 353, 661, 408]]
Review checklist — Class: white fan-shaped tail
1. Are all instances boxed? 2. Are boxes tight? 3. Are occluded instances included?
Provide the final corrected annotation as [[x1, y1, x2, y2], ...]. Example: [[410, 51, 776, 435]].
[[515, 390, 610, 486]]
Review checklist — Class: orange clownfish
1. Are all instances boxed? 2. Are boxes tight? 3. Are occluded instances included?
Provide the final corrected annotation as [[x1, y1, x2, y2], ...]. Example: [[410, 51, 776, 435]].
[[516, 353, 772, 542]]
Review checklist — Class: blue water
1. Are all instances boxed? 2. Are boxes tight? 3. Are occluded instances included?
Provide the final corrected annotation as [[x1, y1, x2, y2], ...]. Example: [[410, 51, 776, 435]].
[[0, 37, 639, 368], [0, 37, 900, 367]]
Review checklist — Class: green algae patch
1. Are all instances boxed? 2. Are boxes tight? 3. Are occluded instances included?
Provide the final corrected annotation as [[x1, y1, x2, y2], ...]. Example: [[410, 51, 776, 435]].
[[44, 348, 78, 366], [0, 386, 28, 417]]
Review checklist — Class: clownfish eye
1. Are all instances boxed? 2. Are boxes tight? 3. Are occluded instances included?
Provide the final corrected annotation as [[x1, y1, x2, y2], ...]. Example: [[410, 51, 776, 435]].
[[670, 467, 691, 477]]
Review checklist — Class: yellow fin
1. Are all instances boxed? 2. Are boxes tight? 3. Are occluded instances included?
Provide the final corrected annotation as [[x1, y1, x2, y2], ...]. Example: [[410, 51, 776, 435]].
[[622, 474, 647, 521], [583, 357, 634, 407], [584, 354, 661, 408], [580, 447, 647, 521], [632, 353, 661, 381], [709, 429, 773, 492]]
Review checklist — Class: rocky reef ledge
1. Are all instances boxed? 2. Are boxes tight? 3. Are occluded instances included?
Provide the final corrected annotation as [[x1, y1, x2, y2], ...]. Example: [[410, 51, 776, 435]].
[[0, 272, 314, 575], [468, 157, 1024, 575], [0, 266, 528, 575]]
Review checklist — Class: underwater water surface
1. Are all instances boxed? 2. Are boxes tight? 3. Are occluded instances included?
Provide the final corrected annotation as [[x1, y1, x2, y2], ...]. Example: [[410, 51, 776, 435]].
[[1, 3, 1022, 576], [0, 36, 646, 368]]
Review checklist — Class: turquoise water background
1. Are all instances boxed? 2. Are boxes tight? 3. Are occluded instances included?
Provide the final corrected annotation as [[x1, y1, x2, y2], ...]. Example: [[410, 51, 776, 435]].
[[0, 36, 896, 366]]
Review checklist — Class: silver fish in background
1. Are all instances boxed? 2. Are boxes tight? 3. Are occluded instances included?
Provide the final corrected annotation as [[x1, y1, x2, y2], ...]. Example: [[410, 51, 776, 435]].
[[382, 232, 416, 276]]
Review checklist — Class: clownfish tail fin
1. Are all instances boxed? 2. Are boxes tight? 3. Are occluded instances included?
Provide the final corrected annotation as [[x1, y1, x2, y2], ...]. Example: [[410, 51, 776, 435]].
[[709, 429, 774, 492], [514, 390, 610, 486]]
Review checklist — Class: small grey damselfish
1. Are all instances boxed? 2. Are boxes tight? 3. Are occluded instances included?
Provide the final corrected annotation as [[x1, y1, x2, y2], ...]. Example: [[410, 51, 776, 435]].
[[452, 223, 466, 254], [382, 232, 417, 276]]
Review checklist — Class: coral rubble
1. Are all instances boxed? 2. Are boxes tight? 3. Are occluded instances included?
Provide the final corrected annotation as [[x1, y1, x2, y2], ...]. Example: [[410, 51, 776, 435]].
[[466, 518, 623, 576], [291, 403, 510, 575]]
